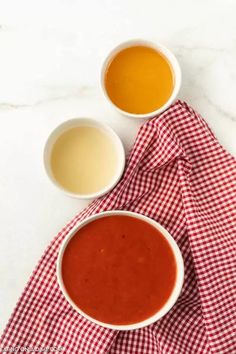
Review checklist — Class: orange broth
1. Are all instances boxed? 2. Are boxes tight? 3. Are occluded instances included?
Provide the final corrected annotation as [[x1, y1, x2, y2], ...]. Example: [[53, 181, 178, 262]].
[[105, 45, 174, 114]]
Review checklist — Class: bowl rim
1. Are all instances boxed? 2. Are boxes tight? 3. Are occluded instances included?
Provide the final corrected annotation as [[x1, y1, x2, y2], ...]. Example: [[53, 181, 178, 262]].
[[43, 118, 126, 199], [57, 210, 184, 330], [100, 38, 182, 119]]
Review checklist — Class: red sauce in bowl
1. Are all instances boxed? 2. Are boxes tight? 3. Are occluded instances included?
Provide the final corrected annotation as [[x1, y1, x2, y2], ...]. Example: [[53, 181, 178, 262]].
[[61, 215, 177, 325]]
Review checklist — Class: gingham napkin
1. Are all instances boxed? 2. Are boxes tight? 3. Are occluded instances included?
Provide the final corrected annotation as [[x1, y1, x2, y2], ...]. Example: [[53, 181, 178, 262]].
[[1, 101, 235, 354]]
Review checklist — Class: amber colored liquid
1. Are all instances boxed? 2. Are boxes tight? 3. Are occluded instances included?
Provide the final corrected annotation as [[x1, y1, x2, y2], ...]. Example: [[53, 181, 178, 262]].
[[105, 45, 174, 114]]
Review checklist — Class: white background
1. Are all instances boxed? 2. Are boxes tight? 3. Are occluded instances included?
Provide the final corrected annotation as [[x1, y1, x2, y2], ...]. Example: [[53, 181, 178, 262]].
[[0, 0, 235, 332]]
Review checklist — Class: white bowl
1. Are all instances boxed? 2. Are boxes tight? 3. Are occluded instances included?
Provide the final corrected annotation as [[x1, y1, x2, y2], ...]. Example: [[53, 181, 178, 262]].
[[101, 39, 182, 119], [44, 118, 125, 199], [57, 210, 184, 330]]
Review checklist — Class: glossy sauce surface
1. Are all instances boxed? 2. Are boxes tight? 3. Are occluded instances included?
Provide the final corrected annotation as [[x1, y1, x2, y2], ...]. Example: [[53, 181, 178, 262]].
[[62, 215, 177, 325], [105, 45, 174, 114]]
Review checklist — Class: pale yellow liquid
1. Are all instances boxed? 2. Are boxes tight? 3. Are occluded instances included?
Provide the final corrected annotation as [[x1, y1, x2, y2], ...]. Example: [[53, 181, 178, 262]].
[[50, 126, 118, 195]]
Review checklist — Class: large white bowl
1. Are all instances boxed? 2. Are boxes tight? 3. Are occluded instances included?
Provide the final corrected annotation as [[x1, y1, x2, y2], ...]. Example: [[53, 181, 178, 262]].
[[57, 210, 184, 330]]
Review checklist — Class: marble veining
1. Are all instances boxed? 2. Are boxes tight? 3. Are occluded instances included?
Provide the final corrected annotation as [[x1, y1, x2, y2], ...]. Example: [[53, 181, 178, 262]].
[[0, 0, 235, 333]]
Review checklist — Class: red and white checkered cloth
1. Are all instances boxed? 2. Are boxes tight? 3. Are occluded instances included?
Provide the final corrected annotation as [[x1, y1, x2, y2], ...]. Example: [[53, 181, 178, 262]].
[[1, 101, 235, 354]]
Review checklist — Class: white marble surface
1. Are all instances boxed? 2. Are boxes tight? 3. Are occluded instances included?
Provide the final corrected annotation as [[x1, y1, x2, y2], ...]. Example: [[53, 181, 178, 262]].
[[0, 0, 235, 333]]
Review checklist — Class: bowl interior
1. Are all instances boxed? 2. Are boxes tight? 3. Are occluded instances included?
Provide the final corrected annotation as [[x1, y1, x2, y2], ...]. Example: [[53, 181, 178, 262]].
[[101, 39, 181, 119], [57, 210, 184, 330], [44, 118, 125, 199]]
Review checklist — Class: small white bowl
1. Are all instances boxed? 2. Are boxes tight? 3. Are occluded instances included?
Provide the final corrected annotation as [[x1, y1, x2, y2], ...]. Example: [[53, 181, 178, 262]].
[[44, 118, 125, 199], [101, 39, 182, 119], [57, 210, 184, 331]]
